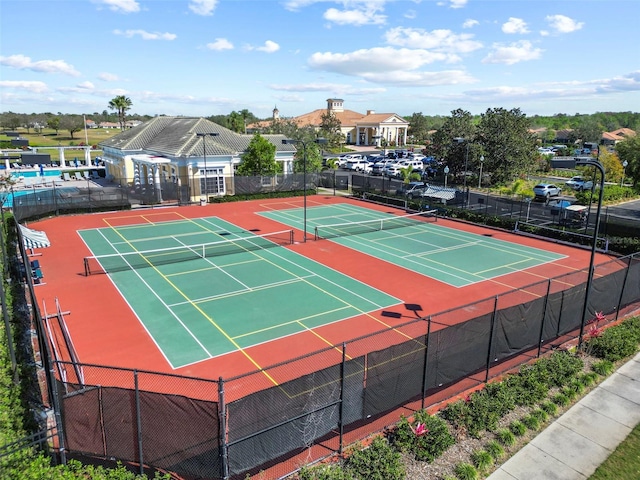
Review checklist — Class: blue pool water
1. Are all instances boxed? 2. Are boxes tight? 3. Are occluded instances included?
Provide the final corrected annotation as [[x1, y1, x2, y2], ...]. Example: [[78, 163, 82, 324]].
[[1, 187, 78, 208], [11, 169, 62, 178]]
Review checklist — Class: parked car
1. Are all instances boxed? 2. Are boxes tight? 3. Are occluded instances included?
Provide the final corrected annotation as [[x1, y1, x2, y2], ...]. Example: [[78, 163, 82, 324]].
[[565, 176, 594, 191], [370, 159, 395, 175], [345, 158, 372, 173], [533, 183, 562, 201], [398, 159, 424, 172], [548, 198, 574, 215], [396, 181, 427, 199]]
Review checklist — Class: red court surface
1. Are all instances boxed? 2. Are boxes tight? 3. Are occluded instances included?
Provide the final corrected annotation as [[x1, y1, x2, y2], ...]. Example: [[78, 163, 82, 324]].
[[29, 194, 616, 397]]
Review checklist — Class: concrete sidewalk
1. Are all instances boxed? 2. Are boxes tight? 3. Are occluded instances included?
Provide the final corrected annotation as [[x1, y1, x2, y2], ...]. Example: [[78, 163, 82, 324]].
[[488, 352, 640, 480]]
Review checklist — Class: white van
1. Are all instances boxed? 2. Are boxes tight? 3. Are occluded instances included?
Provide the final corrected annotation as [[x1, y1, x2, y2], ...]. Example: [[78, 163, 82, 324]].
[[345, 158, 372, 173]]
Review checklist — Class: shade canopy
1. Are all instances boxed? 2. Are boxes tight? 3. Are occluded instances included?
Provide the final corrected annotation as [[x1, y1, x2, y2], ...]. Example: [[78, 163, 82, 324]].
[[19, 224, 51, 250]]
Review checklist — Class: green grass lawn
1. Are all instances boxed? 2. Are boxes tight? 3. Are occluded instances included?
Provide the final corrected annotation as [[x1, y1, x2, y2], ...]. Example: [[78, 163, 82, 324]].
[[590, 422, 640, 479]]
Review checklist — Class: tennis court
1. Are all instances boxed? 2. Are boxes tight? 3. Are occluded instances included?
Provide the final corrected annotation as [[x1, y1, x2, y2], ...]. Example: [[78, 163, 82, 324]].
[[259, 204, 566, 287], [79, 215, 400, 368]]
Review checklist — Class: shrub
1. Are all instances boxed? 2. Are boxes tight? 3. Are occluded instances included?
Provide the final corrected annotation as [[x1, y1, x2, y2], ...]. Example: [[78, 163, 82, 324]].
[[454, 462, 478, 480], [298, 464, 351, 480], [485, 440, 505, 460], [540, 401, 558, 416], [592, 359, 614, 376], [496, 428, 516, 446], [561, 386, 578, 400], [509, 421, 526, 437], [345, 437, 404, 480], [530, 408, 549, 423], [553, 393, 570, 406], [587, 316, 640, 362], [521, 414, 541, 431], [390, 411, 455, 463], [470, 449, 494, 472]]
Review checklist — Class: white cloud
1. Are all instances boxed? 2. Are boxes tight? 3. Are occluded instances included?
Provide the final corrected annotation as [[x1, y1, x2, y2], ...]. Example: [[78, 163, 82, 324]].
[[113, 29, 177, 40], [502, 17, 529, 34], [95, 0, 140, 13], [98, 72, 120, 81], [246, 40, 280, 53], [384, 27, 482, 55], [545, 14, 584, 33], [0, 54, 81, 76], [206, 38, 234, 51], [189, 0, 219, 16], [269, 83, 386, 96], [77, 81, 95, 90], [404, 10, 417, 20], [462, 19, 479, 29], [441, 0, 468, 9], [0, 80, 48, 93], [482, 40, 543, 65], [323, 6, 386, 26], [309, 47, 451, 75]]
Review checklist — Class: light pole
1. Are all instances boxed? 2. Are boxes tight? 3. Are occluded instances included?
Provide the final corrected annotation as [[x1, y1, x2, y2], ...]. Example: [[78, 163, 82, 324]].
[[621, 160, 628, 187], [282, 138, 327, 242], [576, 158, 605, 349], [478, 155, 484, 189], [454, 137, 470, 206], [443, 166, 449, 189], [195, 132, 219, 205]]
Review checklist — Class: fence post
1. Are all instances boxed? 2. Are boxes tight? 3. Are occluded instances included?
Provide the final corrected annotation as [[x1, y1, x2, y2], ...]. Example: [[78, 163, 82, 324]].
[[338, 343, 346, 454], [218, 377, 229, 480], [615, 255, 632, 321], [134, 370, 144, 475], [537, 279, 552, 358], [421, 316, 432, 410], [485, 296, 499, 382]]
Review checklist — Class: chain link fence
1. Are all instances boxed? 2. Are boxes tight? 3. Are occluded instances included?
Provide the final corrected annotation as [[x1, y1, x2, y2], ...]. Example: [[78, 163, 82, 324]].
[[5, 176, 640, 479]]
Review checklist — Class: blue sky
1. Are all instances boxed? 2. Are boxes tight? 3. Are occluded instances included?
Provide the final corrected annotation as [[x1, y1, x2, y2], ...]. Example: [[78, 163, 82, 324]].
[[1, 0, 639, 120]]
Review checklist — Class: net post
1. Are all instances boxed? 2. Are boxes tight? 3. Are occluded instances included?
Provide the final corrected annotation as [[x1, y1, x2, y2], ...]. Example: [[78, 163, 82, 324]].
[[289, 229, 294, 245], [83, 257, 89, 276]]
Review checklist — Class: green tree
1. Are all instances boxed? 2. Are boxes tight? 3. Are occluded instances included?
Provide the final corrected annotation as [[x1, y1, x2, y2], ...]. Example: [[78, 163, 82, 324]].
[[108, 95, 133, 130], [596, 149, 623, 183], [47, 116, 60, 134], [237, 133, 279, 176], [289, 133, 325, 173], [574, 117, 604, 145], [60, 115, 85, 139], [227, 111, 245, 133], [476, 107, 537, 185], [616, 135, 640, 187], [407, 112, 431, 145], [319, 111, 345, 151], [429, 108, 476, 178]]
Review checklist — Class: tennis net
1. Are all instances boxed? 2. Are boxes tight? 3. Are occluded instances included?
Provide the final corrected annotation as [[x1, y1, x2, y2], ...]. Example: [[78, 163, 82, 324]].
[[314, 210, 437, 240], [83, 229, 294, 275]]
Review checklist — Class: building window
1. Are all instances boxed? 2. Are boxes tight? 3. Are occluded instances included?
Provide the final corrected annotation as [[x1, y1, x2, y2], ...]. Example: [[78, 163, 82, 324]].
[[199, 168, 225, 195]]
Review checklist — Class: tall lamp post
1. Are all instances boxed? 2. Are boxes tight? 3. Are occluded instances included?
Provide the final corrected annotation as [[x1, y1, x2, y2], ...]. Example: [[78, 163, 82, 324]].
[[454, 137, 470, 206], [621, 160, 628, 187], [478, 155, 484, 188], [282, 138, 327, 242], [577, 158, 605, 349], [195, 132, 219, 205]]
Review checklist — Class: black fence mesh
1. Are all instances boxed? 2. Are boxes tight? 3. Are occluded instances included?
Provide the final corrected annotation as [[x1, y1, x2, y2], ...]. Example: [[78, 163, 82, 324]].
[[9, 212, 640, 479]]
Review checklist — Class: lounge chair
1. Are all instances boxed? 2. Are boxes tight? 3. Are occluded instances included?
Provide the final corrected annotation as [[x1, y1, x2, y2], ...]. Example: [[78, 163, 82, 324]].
[[63, 172, 72, 181], [83, 171, 91, 180]]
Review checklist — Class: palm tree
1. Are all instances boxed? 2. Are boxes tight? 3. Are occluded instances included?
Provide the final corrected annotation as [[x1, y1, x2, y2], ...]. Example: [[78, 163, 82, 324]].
[[108, 95, 133, 131]]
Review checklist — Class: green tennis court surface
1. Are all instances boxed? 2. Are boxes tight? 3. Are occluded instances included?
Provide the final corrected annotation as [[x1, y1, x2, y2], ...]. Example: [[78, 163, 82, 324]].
[[79, 217, 400, 368], [259, 204, 566, 287]]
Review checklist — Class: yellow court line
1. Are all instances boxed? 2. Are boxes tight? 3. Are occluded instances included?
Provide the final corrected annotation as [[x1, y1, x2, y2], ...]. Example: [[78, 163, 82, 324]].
[[102, 220, 278, 386], [102, 211, 184, 226]]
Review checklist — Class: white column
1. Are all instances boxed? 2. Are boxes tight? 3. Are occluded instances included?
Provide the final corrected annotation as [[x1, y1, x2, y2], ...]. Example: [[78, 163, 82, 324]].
[[59, 147, 66, 167], [154, 165, 162, 202], [84, 147, 91, 166]]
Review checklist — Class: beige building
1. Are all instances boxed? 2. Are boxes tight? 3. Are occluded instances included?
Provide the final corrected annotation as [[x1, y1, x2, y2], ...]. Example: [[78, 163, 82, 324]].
[[250, 98, 410, 147], [98, 116, 295, 202]]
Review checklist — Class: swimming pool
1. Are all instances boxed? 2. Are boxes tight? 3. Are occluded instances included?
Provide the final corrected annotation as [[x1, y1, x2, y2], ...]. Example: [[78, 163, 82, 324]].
[[11, 169, 62, 179], [1, 186, 78, 208]]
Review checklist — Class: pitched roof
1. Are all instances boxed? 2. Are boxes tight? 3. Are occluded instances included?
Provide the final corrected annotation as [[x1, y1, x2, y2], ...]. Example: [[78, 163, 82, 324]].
[[98, 116, 292, 157]]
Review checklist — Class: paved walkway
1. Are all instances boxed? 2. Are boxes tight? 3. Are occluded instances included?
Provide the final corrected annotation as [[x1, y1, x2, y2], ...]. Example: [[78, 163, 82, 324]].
[[488, 352, 640, 480]]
